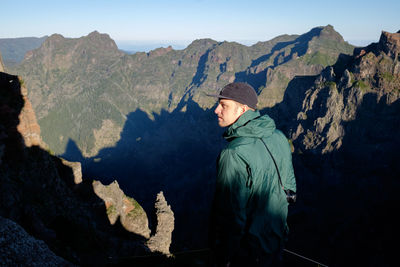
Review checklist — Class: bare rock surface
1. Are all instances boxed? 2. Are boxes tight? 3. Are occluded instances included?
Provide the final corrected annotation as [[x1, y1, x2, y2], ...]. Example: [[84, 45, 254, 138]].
[[0, 216, 73, 266], [146, 191, 175, 255], [93, 180, 151, 239], [0, 52, 4, 72], [60, 158, 82, 184], [17, 82, 46, 148], [93, 180, 175, 256]]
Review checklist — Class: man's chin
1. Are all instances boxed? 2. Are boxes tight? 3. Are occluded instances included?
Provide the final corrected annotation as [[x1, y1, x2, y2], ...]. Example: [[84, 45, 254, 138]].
[[218, 121, 228, 127]]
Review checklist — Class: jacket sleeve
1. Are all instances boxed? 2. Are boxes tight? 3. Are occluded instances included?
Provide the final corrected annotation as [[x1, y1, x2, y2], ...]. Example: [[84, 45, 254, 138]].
[[211, 148, 251, 264], [281, 138, 297, 193]]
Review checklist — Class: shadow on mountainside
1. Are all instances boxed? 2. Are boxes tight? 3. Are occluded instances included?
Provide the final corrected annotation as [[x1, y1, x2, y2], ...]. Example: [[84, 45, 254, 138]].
[[262, 52, 354, 133], [0, 72, 178, 266], [243, 50, 400, 266], [59, 49, 399, 266], [290, 95, 399, 267], [63, 96, 225, 252], [235, 27, 324, 91], [260, 74, 318, 132], [267, 78, 400, 266]]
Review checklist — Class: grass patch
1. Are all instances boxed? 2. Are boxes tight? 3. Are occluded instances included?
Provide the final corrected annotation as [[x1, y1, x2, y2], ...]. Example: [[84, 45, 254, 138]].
[[354, 80, 370, 92], [300, 51, 336, 66], [106, 204, 117, 216]]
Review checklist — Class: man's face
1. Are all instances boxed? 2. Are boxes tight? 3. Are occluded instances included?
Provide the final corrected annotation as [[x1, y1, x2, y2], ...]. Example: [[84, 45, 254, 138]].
[[214, 99, 244, 127]]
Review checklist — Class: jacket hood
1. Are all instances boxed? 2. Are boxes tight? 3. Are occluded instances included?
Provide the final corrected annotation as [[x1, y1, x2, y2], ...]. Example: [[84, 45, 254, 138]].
[[224, 110, 276, 141]]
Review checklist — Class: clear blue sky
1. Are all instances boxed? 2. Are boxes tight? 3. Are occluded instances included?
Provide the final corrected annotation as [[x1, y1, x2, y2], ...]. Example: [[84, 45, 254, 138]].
[[1, 0, 399, 48]]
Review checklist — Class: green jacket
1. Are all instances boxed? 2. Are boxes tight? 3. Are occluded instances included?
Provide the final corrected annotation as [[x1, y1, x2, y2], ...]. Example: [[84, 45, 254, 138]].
[[210, 110, 296, 262]]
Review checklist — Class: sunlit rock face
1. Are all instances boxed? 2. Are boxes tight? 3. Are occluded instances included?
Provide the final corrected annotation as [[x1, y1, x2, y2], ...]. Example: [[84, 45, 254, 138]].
[[92, 180, 175, 255], [17, 82, 46, 148], [0, 52, 4, 72], [146, 191, 174, 255], [92, 180, 151, 238]]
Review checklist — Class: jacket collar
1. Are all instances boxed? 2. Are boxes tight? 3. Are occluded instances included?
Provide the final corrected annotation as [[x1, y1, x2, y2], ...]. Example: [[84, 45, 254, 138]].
[[223, 110, 261, 140]]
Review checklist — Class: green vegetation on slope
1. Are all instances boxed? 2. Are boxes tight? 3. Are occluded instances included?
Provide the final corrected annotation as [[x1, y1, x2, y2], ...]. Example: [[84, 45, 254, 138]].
[[10, 26, 354, 157]]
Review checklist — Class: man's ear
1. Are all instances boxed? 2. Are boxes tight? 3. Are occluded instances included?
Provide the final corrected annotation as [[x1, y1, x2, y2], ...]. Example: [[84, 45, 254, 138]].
[[242, 105, 248, 114]]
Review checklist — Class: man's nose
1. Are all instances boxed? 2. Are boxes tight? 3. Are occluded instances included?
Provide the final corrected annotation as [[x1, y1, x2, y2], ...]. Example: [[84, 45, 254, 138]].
[[214, 104, 221, 114]]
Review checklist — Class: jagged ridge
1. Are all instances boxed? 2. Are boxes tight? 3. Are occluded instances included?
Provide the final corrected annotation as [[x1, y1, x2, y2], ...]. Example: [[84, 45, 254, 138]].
[[9, 25, 354, 157]]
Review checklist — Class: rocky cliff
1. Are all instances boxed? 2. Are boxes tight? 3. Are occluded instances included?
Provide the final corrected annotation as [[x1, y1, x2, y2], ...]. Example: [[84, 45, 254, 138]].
[[7, 27, 398, 266], [93, 180, 151, 239], [0, 216, 72, 266], [17, 80, 46, 148], [0, 70, 175, 265], [274, 30, 400, 267], [291, 30, 400, 154], [10, 25, 354, 157], [93, 181, 175, 255], [6, 25, 356, 254], [146, 191, 175, 256], [0, 51, 4, 72]]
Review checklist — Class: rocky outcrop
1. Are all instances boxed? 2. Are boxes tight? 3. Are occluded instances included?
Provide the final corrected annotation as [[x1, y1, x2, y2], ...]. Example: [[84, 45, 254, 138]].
[[60, 158, 82, 184], [282, 31, 400, 266], [92, 181, 175, 255], [9, 26, 354, 157], [17, 81, 46, 148], [146, 191, 175, 255], [0, 216, 72, 266], [0, 51, 4, 72], [378, 30, 400, 59], [92, 180, 151, 239], [291, 30, 400, 154], [1, 72, 151, 264], [147, 46, 173, 57]]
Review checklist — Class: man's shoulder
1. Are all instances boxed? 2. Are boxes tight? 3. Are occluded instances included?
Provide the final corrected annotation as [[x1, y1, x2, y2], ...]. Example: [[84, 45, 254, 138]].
[[220, 137, 262, 163], [225, 136, 257, 150]]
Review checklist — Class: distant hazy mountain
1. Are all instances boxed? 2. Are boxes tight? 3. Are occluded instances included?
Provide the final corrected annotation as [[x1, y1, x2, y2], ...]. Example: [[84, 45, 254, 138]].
[[116, 41, 189, 53], [0, 36, 47, 67]]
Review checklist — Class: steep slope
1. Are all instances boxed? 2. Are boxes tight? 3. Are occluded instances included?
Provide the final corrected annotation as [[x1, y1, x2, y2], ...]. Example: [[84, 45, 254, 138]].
[[245, 25, 354, 107], [0, 51, 4, 72], [277, 30, 400, 267], [0, 216, 71, 266], [11, 25, 353, 157], [8, 25, 355, 252], [291, 30, 400, 155], [17, 79, 47, 148], [0, 71, 174, 265]]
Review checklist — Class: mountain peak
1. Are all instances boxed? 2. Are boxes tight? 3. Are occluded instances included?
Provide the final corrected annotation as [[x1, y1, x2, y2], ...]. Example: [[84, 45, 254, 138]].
[[378, 30, 400, 58], [354, 30, 400, 59], [88, 30, 101, 36], [186, 38, 218, 50], [44, 33, 65, 45], [147, 45, 174, 57], [317, 24, 345, 42], [81, 31, 119, 50], [86, 30, 111, 40]]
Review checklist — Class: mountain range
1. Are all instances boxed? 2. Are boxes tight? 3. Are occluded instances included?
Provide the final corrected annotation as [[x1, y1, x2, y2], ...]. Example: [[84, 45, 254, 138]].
[[8, 25, 354, 157], [7, 25, 357, 251], [1, 26, 399, 266]]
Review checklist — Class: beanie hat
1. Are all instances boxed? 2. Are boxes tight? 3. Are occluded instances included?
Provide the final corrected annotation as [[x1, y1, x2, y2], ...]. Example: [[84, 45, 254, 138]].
[[207, 82, 258, 109]]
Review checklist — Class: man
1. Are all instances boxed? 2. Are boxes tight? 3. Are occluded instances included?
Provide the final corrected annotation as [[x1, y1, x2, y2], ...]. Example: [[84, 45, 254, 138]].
[[208, 82, 296, 266]]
